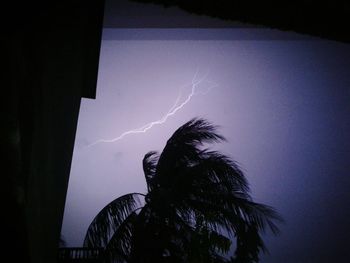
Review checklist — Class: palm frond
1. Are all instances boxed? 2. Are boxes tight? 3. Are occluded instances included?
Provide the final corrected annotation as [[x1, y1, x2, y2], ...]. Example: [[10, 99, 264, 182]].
[[103, 212, 138, 263], [83, 193, 143, 248], [142, 151, 159, 192], [156, 118, 226, 187], [233, 222, 267, 263], [185, 197, 240, 235], [168, 118, 226, 146], [190, 193, 282, 234], [236, 200, 283, 235], [187, 150, 250, 195], [206, 229, 232, 254]]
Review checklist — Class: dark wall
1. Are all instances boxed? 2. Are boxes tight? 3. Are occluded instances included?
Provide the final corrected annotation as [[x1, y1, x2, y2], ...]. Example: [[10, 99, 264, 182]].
[[4, 1, 104, 262]]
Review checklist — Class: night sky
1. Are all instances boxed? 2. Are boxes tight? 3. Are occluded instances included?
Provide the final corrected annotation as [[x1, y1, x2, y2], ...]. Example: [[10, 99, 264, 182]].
[[61, 27, 350, 262]]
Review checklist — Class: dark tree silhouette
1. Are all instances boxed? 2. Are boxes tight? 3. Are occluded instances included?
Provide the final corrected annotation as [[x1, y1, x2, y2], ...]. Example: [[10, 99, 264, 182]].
[[84, 118, 282, 262]]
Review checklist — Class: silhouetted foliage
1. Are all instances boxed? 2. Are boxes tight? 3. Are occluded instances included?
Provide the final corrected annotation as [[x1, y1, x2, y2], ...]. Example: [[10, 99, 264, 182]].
[[84, 118, 282, 262]]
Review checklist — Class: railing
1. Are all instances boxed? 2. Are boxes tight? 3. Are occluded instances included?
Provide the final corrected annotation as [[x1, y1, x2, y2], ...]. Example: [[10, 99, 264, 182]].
[[58, 247, 105, 262]]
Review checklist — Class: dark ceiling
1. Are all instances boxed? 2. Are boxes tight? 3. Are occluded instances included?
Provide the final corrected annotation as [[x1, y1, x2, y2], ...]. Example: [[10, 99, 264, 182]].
[[132, 0, 350, 43]]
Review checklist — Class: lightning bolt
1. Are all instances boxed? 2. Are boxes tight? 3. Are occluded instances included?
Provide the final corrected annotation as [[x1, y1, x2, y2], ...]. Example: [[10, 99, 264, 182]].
[[86, 70, 217, 147]]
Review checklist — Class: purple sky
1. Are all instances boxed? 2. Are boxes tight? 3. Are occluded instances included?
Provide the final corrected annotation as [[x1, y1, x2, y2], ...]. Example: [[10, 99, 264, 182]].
[[61, 28, 350, 262]]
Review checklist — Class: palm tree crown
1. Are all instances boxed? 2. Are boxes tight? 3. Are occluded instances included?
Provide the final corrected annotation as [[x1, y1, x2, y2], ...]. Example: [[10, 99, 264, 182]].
[[84, 118, 282, 262]]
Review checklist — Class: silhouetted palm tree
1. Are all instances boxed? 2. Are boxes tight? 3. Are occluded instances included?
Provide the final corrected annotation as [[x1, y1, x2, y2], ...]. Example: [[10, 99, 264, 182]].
[[84, 118, 282, 262]]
